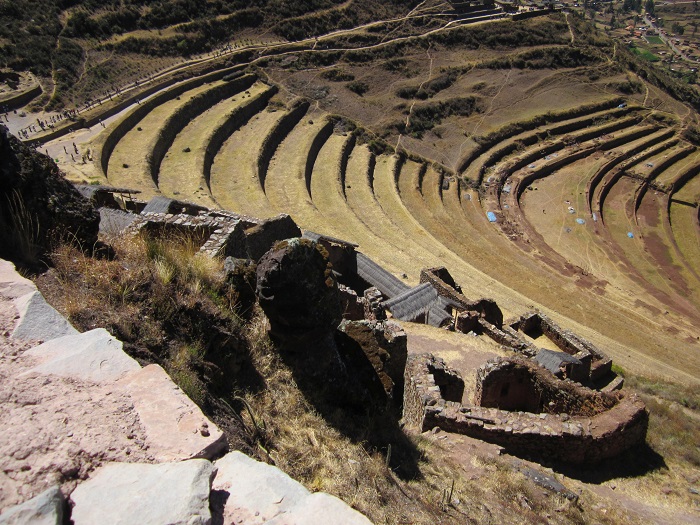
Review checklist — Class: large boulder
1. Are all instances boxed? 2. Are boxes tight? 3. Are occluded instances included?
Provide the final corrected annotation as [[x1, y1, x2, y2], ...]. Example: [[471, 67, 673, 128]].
[[256, 238, 341, 340], [0, 125, 98, 267]]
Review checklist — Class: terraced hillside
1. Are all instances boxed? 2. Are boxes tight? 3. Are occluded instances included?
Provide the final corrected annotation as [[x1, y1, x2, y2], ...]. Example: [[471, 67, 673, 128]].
[[34, 11, 700, 387]]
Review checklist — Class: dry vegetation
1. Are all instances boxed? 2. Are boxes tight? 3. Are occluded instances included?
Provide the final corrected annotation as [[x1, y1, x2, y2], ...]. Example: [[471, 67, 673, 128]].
[[29, 233, 697, 524]]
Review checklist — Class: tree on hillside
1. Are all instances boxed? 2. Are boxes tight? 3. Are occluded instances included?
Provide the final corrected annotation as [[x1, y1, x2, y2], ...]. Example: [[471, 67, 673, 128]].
[[623, 0, 642, 13], [645, 0, 655, 16], [672, 21, 685, 35]]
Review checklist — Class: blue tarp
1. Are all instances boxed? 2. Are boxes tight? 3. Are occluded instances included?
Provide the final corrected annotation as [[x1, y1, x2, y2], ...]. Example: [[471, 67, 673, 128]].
[[576, 218, 586, 224], [627, 232, 634, 238], [487, 211, 497, 222]]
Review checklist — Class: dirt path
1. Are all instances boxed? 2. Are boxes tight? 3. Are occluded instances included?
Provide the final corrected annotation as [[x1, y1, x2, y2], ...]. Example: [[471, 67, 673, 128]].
[[565, 12, 575, 44]]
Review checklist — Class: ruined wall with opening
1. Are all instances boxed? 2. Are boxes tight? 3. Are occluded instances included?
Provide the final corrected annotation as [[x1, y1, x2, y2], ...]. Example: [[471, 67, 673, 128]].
[[419, 267, 503, 326], [475, 358, 619, 416], [403, 354, 463, 430], [404, 354, 648, 464], [513, 312, 612, 382]]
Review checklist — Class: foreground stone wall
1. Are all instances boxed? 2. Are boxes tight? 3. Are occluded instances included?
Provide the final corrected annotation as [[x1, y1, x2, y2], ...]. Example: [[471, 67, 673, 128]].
[[0, 259, 374, 524], [404, 354, 648, 464]]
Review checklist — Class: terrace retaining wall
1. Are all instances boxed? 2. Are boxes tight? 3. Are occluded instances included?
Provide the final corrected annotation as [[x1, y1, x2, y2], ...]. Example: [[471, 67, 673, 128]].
[[305, 121, 335, 197], [338, 134, 356, 198], [148, 74, 257, 185], [459, 98, 624, 177], [257, 101, 310, 188], [202, 85, 278, 191]]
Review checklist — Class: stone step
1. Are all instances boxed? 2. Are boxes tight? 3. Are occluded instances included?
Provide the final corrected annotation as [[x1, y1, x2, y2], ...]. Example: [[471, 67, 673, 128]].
[[11, 291, 78, 343], [212, 451, 372, 525], [116, 364, 227, 461], [0, 486, 64, 525], [0, 260, 77, 343], [23, 328, 140, 383], [70, 460, 214, 525]]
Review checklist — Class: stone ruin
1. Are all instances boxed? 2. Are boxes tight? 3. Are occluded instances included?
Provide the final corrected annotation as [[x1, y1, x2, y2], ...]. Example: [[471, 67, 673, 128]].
[[511, 311, 617, 389], [74, 188, 642, 464], [253, 236, 408, 410], [383, 265, 622, 391], [403, 354, 648, 464]]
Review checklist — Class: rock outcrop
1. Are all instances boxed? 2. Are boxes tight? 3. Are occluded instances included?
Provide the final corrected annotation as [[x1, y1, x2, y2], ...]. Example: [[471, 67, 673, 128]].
[[0, 258, 375, 523], [256, 237, 341, 340], [0, 125, 99, 267], [336, 319, 407, 403]]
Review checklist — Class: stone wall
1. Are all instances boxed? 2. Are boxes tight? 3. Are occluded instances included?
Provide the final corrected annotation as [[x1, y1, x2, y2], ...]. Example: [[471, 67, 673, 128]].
[[477, 318, 537, 356], [404, 354, 648, 464], [419, 267, 503, 327], [403, 354, 464, 429], [126, 211, 259, 258], [475, 357, 619, 416], [513, 312, 612, 383]]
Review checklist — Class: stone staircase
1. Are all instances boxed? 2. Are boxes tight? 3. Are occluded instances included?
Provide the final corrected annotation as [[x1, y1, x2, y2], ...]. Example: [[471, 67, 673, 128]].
[[0, 259, 372, 525]]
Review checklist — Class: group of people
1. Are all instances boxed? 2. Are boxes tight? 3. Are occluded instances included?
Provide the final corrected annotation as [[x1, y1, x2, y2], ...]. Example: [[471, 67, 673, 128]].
[[15, 110, 79, 138]]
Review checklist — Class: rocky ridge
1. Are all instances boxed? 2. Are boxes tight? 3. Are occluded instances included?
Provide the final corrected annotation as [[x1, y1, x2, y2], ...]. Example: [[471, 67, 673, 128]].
[[0, 258, 373, 524]]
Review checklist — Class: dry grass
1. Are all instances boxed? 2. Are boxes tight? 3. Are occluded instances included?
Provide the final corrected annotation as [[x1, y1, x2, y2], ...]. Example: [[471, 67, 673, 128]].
[[36, 232, 242, 408], [238, 310, 633, 525]]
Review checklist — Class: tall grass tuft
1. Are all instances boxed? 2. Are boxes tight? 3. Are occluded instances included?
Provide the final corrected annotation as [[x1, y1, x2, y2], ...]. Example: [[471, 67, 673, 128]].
[[0, 190, 42, 267]]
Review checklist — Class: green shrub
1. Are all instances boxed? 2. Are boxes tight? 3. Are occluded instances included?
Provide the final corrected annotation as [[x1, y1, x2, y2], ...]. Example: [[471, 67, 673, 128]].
[[321, 69, 355, 81], [347, 80, 369, 96]]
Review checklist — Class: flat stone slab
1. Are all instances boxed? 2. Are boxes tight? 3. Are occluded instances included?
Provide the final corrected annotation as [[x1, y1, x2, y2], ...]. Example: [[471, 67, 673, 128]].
[[0, 260, 36, 299], [267, 492, 373, 525], [0, 486, 64, 525], [116, 364, 227, 461], [70, 460, 214, 525], [23, 328, 140, 383], [11, 291, 77, 342], [212, 451, 372, 525], [213, 451, 310, 524]]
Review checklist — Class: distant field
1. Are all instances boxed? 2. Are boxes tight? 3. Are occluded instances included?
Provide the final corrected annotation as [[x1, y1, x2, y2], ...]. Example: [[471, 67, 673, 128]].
[[35, 9, 700, 389], [645, 35, 664, 44], [631, 45, 660, 61]]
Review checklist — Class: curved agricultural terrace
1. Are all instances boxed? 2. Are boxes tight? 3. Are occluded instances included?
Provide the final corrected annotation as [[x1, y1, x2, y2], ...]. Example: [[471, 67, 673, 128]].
[[44, 13, 700, 386]]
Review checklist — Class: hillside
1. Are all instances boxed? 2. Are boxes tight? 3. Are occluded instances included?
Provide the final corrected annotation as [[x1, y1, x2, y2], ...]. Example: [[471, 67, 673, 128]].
[[1, 0, 700, 523]]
